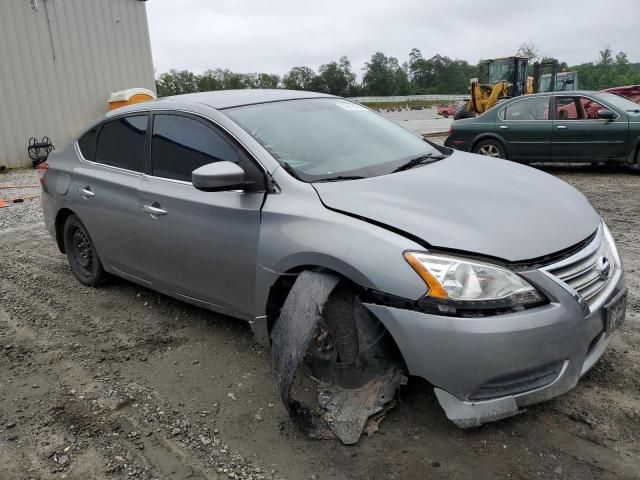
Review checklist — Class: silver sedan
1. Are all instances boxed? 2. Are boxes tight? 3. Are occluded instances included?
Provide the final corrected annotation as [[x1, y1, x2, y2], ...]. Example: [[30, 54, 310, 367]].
[[40, 90, 626, 435]]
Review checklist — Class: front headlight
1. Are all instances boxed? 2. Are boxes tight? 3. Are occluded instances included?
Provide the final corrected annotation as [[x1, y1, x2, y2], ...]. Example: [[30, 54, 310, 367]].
[[602, 222, 622, 269], [404, 251, 546, 314]]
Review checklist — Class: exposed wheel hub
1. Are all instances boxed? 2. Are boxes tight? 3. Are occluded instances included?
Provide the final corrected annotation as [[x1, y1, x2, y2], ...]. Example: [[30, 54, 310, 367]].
[[307, 320, 338, 362], [72, 228, 93, 271]]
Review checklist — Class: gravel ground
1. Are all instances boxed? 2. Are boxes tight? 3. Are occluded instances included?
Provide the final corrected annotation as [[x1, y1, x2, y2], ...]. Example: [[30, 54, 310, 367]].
[[0, 168, 42, 230], [0, 162, 639, 479]]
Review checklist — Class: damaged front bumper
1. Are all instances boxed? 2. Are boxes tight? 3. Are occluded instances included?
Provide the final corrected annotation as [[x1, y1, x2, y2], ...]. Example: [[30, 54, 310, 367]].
[[364, 268, 625, 428]]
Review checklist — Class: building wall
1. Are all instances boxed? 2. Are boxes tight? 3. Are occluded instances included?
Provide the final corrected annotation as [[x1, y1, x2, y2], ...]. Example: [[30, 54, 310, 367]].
[[0, 0, 156, 168]]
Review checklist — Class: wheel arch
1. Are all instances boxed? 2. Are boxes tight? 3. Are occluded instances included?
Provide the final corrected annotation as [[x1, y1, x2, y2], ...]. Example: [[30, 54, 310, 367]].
[[263, 260, 372, 335], [263, 263, 409, 370], [471, 134, 509, 158], [54, 207, 76, 253]]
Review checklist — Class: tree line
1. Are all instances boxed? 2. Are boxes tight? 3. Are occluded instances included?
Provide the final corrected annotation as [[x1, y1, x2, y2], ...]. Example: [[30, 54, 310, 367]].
[[155, 46, 640, 98]]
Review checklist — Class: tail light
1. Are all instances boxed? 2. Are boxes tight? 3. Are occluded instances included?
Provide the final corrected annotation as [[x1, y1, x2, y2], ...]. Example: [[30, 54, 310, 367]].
[[38, 162, 49, 187]]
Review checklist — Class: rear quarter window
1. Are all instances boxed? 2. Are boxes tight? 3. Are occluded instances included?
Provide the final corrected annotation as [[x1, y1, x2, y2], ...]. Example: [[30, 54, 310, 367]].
[[95, 115, 148, 171], [78, 127, 97, 161]]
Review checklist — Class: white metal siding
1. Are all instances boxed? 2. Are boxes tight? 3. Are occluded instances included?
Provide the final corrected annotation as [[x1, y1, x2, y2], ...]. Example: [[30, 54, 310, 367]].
[[0, 0, 155, 168]]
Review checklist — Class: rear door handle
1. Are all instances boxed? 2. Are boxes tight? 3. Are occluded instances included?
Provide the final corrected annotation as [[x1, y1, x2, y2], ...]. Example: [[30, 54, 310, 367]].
[[78, 187, 94, 199], [556, 125, 568, 129], [499, 125, 509, 129], [142, 203, 167, 216]]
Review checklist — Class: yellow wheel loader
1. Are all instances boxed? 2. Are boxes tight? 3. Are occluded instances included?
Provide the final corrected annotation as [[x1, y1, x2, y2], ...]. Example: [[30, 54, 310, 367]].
[[454, 58, 577, 119], [455, 57, 530, 119]]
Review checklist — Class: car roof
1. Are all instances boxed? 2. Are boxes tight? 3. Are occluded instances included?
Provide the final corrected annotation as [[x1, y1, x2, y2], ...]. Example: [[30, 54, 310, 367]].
[[106, 89, 337, 118], [519, 90, 604, 98]]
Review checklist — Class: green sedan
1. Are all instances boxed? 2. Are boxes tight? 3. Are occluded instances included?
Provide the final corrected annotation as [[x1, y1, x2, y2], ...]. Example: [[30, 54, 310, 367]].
[[444, 91, 640, 164]]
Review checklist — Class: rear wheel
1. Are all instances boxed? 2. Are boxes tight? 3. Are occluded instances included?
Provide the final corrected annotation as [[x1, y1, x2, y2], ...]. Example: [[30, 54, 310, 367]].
[[63, 214, 106, 287], [473, 139, 506, 159], [442, 111, 449, 118]]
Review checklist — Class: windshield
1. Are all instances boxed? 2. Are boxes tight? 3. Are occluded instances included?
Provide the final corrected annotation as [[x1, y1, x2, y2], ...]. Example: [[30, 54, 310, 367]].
[[540, 73, 577, 93], [598, 92, 640, 112], [488, 60, 513, 84], [225, 98, 444, 181]]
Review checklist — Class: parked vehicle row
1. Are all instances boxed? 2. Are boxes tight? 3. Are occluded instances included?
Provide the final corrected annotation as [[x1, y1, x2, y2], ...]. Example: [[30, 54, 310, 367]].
[[445, 91, 640, 164]]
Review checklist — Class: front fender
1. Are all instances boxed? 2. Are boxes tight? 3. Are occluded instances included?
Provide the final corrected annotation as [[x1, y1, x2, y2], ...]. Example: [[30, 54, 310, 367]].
[[254, 170, 427, 316]]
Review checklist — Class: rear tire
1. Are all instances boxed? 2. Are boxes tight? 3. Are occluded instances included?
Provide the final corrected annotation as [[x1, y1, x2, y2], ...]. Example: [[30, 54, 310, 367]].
[[442, 112, 449, 118], [473, 139, 506, 159], [63, 214, 106, 287]]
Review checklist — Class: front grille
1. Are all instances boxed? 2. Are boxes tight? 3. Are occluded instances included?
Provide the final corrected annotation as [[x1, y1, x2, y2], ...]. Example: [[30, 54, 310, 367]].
[[469, 361, 564, 401], [544, 225, 618, 311]]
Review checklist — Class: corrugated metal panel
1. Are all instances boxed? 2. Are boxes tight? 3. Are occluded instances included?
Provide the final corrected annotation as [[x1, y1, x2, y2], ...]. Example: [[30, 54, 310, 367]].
[[0, 0, 156, 168]]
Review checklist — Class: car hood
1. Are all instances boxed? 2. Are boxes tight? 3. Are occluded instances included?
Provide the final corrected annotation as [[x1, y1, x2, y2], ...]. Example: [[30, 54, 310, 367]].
[[312, 151, 601, 262]]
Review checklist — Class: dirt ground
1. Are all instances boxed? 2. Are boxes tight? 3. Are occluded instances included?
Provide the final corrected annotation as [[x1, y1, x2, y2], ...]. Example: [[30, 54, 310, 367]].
[[0, 165, 639, 480], [381, 108, 453, 136]]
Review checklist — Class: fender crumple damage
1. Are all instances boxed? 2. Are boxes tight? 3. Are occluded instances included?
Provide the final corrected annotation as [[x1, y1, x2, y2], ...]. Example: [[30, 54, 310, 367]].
[[271, 270, 406, 444]]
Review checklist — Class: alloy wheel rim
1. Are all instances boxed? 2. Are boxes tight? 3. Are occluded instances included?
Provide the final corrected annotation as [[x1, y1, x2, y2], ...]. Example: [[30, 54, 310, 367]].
[[478, 145, 501, 157]]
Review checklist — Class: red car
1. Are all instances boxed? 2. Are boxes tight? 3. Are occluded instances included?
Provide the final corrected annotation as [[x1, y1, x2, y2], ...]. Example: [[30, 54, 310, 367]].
[[603, 85, 640, 105], [437, 103, 458, 118]]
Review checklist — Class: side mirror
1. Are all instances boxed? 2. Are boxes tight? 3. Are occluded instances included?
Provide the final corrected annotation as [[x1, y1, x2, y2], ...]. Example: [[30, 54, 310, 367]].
[[598, 109, 616, 120], [192, 161, 245, 192]]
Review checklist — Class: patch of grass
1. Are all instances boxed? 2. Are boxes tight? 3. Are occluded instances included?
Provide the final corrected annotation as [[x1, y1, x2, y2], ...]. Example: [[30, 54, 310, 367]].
[[359, 99, 446, 110]]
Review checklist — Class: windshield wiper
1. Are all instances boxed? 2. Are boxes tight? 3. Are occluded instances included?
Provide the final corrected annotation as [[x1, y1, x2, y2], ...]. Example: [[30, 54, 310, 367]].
[[392, 153, 446, 173], [313, 175, 366, 183]]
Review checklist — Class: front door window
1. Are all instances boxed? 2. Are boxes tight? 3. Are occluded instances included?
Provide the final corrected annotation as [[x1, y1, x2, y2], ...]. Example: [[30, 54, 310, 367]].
[[555, 96, 611, 120]]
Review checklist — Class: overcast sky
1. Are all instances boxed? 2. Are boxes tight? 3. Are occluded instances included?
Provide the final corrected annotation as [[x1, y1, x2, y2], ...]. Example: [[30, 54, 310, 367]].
[[146, 0, 640, 76]]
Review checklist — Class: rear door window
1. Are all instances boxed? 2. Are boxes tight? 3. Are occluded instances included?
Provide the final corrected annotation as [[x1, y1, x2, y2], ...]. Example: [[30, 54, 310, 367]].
[[502, 96, 549, 120], [151, 114, 264, 187], [95, 115, 148, 171]]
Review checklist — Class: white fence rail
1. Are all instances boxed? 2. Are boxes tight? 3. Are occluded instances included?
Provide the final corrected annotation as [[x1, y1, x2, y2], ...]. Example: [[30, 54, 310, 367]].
[[350, 94, 468, 103]]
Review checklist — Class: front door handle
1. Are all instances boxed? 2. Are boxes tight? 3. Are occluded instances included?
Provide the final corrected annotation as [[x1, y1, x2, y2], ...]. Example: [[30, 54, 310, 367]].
[[78, 187, 94, 199], [499, 125, 509, 129], [142, 203, 167, 216], [556, 125, 568, 129]]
